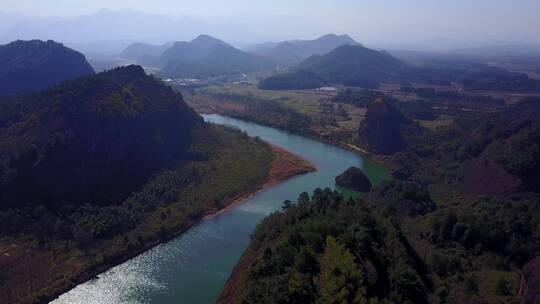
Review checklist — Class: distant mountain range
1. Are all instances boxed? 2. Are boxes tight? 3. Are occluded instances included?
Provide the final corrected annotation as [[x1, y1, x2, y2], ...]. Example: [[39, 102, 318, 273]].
[[120, 35, 273, 78], [120, 42, 173, 61], [121, 33, 359, 69], [0, 40, 95, 95], [259, 44, 405, 90], [246, 34, 361, 65], [0, 9, 328, 55], [118, 33, 370, 80]]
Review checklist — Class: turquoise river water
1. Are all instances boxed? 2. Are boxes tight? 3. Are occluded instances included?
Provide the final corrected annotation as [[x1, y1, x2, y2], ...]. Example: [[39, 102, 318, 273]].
[[52, 114, 389, 304]]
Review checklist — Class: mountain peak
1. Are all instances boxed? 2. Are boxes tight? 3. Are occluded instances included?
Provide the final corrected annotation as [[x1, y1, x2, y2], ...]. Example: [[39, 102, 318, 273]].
[[191, 34, 231, 49], [106, 64, 147, 78], [0, 39, 95, 95], [316, 33, 358, 45]]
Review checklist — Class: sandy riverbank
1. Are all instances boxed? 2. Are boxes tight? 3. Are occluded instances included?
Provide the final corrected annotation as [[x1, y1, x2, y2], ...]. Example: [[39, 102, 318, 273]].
[[204, 144, 316, 220]]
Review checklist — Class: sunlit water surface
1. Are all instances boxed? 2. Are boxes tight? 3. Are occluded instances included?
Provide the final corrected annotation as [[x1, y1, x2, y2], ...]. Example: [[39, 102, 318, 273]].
[[52, 114, 389, 304]]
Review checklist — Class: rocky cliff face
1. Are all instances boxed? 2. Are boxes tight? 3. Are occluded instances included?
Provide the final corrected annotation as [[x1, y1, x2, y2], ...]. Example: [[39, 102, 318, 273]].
[[0, 40, 95, 95], [0, 65, 203, 209], [335, 166, 372, 192], [359, 97, 413, 155]]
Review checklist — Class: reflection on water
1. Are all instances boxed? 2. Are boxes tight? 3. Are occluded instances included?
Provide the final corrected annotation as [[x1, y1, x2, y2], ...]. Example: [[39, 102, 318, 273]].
[[52, 115, 389, 304]]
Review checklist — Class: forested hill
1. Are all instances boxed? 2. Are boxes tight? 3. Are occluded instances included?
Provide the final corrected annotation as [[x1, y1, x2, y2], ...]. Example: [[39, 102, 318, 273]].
[[258, 45, 405, 90], [0, 40, 95, 95], [0, 65, 203, 210], [220, 98, 540, 303], [158, 34, 273, 78], [218, 189, 431, 304], [390, 97, 540, 194], [0, 64, 284, 304]]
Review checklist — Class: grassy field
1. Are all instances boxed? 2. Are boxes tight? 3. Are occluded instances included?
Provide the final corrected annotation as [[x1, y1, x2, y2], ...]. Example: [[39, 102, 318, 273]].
[[184, 84, 367, 147]]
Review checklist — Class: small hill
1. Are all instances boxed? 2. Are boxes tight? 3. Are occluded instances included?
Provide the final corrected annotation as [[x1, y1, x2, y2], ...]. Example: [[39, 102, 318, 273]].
[[259, 45, 405, 90], [159, 35, 272, 78], [251, 34, 360, 64], [218, 189, 430, 304], [359, 97, 418, 155], [159, 35, 234, 66], [296, 45, 405, 85], [459, 98, 540, 194], [0, 40, 95, 95], [0, 65, 203, 210], [120, 42, 172, 62], [335, 166, 372, 192]]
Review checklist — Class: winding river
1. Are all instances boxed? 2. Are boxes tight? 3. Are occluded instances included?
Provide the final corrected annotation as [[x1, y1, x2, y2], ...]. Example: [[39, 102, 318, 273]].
[[52, 115, 389, 304]]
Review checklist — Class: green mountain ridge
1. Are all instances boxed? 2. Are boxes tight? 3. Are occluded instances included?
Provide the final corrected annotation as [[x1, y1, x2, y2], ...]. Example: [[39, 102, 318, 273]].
[[258, 45, 406, 90], [158, 34, 273, 78], [0, 40, 95, 96], [251, 33, 361, 65], [0, 65, 202, 209]]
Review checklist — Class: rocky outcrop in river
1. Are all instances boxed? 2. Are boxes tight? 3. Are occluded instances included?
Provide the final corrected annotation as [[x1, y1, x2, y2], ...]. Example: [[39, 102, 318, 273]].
[[335, 166, 372, 192]]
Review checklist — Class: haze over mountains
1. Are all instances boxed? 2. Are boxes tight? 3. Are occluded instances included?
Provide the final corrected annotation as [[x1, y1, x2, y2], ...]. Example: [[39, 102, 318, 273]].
[[1, 8, 539, 58], [120, 34, 361, 71], [120, 42, 173, 62], [122, 35, 273, 78], [246, 34, 361, 65], [259, 44, 406, 89], [0, 9, 327, 55], [0, 40, 94, 95]]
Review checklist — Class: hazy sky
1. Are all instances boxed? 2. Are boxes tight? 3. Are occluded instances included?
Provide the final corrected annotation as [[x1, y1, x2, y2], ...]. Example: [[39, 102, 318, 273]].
[[3, 0, 540, 45]]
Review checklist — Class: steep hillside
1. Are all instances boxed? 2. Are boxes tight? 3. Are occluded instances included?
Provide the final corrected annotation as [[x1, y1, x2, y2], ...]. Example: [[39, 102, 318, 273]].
[[0, 40, 95, 95], [0, 65, 202, 209], [359, 97, 421, 155], [259, 45, 405, 90], [160, 41, 204, 65]]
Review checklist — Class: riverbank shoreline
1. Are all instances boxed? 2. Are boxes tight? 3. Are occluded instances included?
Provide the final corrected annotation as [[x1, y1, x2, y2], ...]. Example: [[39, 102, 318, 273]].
[[196, 108, 393, 172], [204, 144, 317, 220], [46, 141, 315, 304]]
